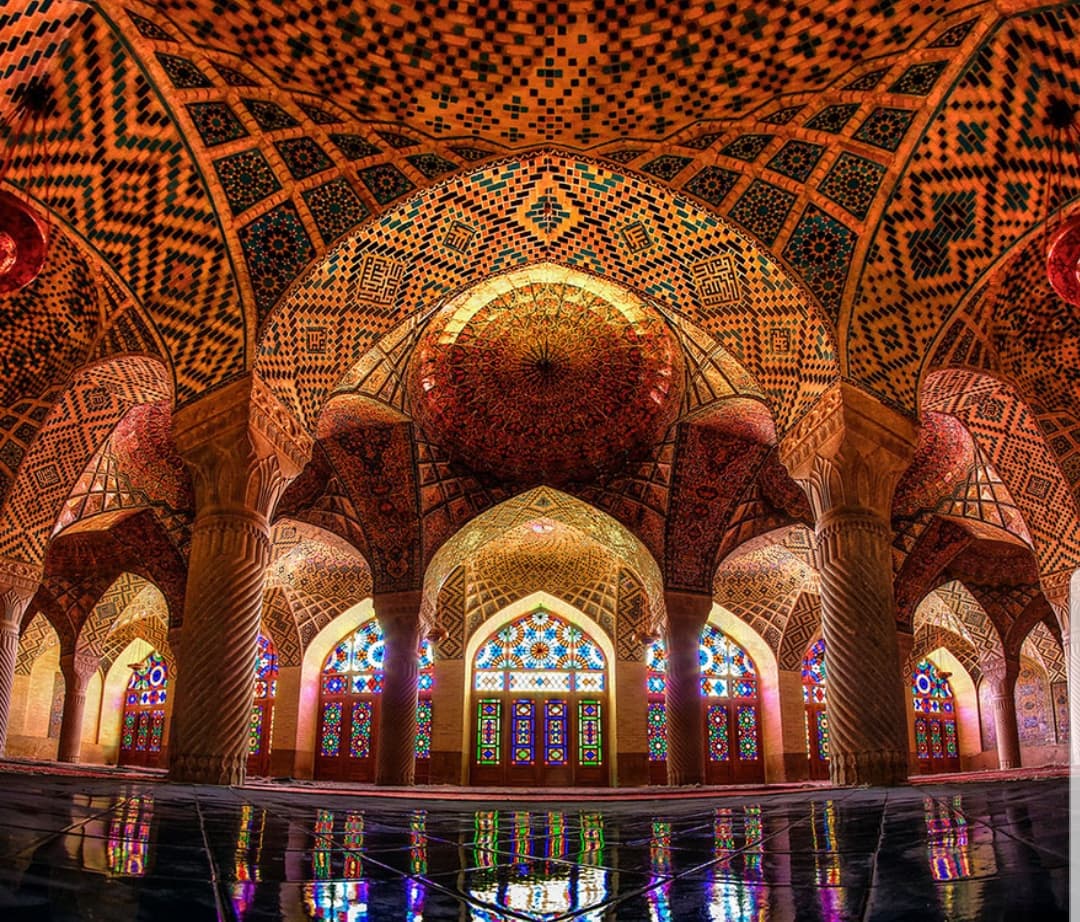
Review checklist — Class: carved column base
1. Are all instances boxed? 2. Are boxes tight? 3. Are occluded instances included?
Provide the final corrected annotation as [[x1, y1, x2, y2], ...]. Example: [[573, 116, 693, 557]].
[[170, 752, 246, 786], [829, 748, 909, 786]]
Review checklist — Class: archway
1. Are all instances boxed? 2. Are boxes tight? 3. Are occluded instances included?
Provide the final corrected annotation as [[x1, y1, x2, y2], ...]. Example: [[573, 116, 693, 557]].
[[117, 650, 168, 769], [802, 638, 829, 780], [468, 603, 611, 786], [314, 616, 433, 782], [912, 657, 961, 774], [645, 621, 767, 785]]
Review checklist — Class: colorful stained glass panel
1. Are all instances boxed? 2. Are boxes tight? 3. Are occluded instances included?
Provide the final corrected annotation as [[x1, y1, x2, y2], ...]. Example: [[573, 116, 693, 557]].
[[707, 705, 729, 761], [350, 701, 373, 758], [737, 705, 759, 759], [477, 699, 501, 765], [415, 699, 432, 759], [648, 701, 667, 760], [544, 699, 568, 765], [320, 702, 342, 757], [578, 700, 602, 766], [511, 699, 535, 765]]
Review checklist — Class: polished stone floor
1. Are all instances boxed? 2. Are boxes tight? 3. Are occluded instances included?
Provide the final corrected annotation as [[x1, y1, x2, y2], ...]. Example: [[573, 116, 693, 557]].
[[0, 770, 1068, 921]]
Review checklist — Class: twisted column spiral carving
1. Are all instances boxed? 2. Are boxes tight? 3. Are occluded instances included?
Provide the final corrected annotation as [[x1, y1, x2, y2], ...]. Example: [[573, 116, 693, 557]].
[[374, 591, 422, 786], [167, 375, 311, 785], [983, 657, 1022, 770], [0, 560, 37, 756], [814, 511, 910, 785], [169, 512, 270, 784], [664, 592, 711, 786]]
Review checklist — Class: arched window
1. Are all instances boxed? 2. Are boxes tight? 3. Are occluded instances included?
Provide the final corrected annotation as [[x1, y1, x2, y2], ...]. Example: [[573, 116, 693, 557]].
[[247, 633, 278, 776], [645, 626, 764, 785], [119, 651, 167, 768], [802, 638, 829, 779], [646, 639, 667, 784], [316, 617, 434, 782], [912, 658, 960, 773], [471, 607, 608, 786], [700, 625, 763, 784]]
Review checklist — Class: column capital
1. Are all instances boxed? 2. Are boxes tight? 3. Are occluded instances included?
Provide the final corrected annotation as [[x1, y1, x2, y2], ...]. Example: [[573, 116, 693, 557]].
[[663, 589, 713, 631], [982, 655, 1020, 694], [779, 382, 918, 521], [0, 556, 39, 628], [1040, 569, 1073, 634], [372, 589, 424, 626], [60, 648, 100, 686], [174, 374, 313, 517]]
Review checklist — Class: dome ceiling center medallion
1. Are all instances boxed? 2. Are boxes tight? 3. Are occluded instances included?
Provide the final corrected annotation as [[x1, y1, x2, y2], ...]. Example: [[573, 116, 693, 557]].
[[409, 264, 683, 484]]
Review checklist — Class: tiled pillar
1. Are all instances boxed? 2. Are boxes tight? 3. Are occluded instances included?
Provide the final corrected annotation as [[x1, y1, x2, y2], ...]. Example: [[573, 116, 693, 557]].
[[664, 590, 711, 785], [0, 558, 37, 756], [374, 589, 422, 786], [983, 657, 1022, 770], [168, 377, 311, 785], [780, 383, 916, 786], [57, 650, 99, 763]]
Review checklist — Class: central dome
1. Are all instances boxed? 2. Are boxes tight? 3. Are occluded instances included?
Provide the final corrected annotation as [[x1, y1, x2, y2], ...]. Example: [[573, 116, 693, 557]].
[[409, 264, 683, 484]]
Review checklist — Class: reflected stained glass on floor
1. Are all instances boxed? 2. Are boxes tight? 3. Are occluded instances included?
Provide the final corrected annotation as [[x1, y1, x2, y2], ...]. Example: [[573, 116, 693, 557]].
[[106, 795, 153, 877], [232, 803, 265, 918], [925, 796, 973, 882], [467, 810, 609, 921], [811, 799, 854, 922], [709, 804, 768, 922]]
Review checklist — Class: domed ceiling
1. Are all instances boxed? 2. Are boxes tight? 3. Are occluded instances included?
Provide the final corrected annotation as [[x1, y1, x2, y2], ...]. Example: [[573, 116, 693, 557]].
[[408, 264, 683, 484]]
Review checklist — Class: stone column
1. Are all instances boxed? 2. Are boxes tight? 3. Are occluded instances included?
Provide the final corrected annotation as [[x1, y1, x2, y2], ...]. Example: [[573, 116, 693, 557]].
[[374, 589, 423, 786], [982, 657, 1022, 769], [168, 377, 311, 785], [1041, 569, 1079, 767], [0, 558, 38, 756], [57, 649, 99, 763], [664, 590, 712, 785], [895, 630, 916, 766], [779, 383, 917, 786]]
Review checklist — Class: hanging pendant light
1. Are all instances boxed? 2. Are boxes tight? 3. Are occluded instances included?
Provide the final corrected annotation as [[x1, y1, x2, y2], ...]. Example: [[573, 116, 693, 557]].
[[0, 75, 56, 295], [0, 189, 47, 295], [1043, 95, 1080, 307]]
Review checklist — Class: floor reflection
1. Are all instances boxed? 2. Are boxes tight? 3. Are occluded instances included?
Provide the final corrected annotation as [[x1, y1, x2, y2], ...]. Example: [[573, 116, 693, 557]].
[[106, 795, 154, 877], [0, 774, 1067, 921]]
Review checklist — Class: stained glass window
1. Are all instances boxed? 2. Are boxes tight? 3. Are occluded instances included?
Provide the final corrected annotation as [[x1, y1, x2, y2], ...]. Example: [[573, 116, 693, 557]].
[[120, 652, 168, 766], [802, 638, 829, 764], [473, 607, 605, 692], [544, 699, 568, 766], [648, 629, 761, 773], [802, 639, 826, 703], [707, 704, 729, 761], [317, 617, 435, 775], [512, 699, 536, 765], [912, 658, 959, 765], [647, 702, 667, 761], [248, 632, 278, 772], [472, 607, 608, 776], [578, 700, 602, 766], [477, 699, 501, 764], [699, 625, 757, 697]]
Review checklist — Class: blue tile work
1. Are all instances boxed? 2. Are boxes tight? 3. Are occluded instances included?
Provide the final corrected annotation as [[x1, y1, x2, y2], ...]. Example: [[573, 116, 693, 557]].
[[783, 204, 858, 323], [237, 202, 315, 324]]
